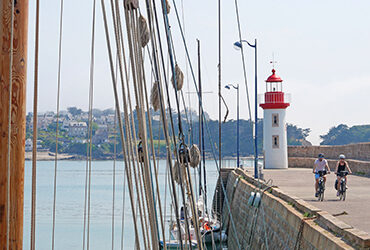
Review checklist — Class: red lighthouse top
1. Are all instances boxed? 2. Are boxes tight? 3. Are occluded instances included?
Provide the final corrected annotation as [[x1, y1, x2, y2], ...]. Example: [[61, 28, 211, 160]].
[[259, 68, 290, 110], [266, 69, 283, 83]]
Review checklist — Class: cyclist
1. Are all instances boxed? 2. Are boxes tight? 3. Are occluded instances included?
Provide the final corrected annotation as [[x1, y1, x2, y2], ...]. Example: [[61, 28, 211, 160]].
[[313, 153, 330, 197], [335, 154, 352, 196]]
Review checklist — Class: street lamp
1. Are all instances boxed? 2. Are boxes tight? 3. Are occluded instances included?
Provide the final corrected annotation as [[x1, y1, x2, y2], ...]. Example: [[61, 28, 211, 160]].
[[225, 84, 239, 168], [234, 39, 258, 178]]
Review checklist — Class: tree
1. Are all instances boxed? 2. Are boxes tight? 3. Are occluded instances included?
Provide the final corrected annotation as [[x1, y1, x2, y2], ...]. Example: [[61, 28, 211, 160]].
[[320, 124, 370, 145], [102, 108, 115, 116], [287, 124, 311, 145], [67, 106, 83, 116]]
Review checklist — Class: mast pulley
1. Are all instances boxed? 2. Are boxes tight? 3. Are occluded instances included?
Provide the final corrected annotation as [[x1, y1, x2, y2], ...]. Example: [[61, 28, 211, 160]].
[[178, 141, 190, 165], [137, 141, 144, 163]]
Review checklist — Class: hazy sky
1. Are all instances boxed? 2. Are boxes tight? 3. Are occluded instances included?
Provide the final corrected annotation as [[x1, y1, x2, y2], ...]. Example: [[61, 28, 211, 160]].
[[26, 1, 370, 145]]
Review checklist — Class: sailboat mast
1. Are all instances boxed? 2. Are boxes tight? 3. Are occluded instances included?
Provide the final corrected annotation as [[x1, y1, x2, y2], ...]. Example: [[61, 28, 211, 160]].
[[197, 39, 202, 196], [0, 0, 29, 248]]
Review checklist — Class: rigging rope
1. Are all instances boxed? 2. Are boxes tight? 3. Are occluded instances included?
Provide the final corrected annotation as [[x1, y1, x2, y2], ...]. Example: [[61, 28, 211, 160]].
[[119, 4, 154, 248], [51, 0, 64, 248], [130, 10, 161, 247], [111, 52, 119, 250], [233, 0, 254, 136], [83, 0, 96, 249], [169, 0, 243, 248], [147, 6, 188, 250], [115, 8, 151, 250], [100, 0, 141, 247], [180, 0, 193, 146], [30, 0, 40, 249], [112, 8, 146, 248], [160, 3, 204, 248], [120, 152, 127, 250], [151, 0, 194, 246], [140, 51, 168, 248], [143, 0, 200, 246]]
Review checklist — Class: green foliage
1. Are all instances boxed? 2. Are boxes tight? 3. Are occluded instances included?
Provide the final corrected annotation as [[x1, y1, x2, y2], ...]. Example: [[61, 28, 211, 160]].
[[320, 124, 370, 145], [152, 140, 167, 148], [287, 124, 311, 145], [303, 212, 313, 218], [25, 108, 312, 159], [91, 122, 99, 136], [148, 114, 310, 157], [355, 172, 366, 176], [67, 107, 83, 116]]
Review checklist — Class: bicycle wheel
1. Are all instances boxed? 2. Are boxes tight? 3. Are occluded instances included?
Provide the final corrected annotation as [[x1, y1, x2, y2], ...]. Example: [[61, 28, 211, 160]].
[[321, 183, 325, 201], [320, 191, 324, 201], [341, 181, 346, 201]]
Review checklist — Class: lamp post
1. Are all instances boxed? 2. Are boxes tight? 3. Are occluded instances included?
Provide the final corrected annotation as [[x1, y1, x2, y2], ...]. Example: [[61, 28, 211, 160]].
[[234, 39, 258, 178], [225, 84, 239, 168]]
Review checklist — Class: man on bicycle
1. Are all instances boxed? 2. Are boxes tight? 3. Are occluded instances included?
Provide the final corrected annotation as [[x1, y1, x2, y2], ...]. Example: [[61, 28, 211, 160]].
[[335, 154, 352, 196], [313, 153, 330, 197]]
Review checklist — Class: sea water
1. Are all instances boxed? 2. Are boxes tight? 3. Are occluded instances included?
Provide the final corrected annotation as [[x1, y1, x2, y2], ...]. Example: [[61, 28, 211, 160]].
[[23, 159, 247, 249]]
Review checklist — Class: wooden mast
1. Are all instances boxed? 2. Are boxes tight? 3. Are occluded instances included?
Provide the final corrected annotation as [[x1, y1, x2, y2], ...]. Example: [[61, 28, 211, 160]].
[[0, 0, 29, 249]]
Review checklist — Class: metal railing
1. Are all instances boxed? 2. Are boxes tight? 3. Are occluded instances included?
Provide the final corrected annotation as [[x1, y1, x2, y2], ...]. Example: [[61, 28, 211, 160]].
[[258, 92, 291, 104]]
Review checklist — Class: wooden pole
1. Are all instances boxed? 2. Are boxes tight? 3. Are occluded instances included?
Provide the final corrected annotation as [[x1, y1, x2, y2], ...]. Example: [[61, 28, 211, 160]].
[[0, 0, 29, 249]]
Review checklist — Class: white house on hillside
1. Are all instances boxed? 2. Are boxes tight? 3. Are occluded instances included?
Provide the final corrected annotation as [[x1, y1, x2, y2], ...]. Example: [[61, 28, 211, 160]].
[[68, 121, 88, 137]]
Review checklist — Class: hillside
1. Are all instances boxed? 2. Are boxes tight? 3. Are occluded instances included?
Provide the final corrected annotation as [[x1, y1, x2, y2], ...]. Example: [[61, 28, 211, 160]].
[[26, 108, 311, 158], [320, 124, 370, 145]]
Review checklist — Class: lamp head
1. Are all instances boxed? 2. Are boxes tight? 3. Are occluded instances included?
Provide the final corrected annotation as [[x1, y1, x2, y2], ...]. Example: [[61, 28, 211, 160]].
[[225, 85, 231, 90], [233, 41, 242, 50]]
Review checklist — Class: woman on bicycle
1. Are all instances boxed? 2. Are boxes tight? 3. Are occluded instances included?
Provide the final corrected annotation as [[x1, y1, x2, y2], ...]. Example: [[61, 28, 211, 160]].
[[335, 154, 352, 196]]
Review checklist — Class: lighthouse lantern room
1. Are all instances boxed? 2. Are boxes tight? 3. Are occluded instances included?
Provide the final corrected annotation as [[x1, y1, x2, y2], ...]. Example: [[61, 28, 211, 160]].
[[259, 69, 290, 169]]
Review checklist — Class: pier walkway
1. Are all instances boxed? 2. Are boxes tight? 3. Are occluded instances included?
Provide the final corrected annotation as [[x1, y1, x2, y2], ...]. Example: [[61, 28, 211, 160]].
[[261, 168, 370, 234]]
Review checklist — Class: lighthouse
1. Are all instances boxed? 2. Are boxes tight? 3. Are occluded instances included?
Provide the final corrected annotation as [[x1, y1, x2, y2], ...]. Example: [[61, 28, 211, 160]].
[[259, 68, 290, 169]]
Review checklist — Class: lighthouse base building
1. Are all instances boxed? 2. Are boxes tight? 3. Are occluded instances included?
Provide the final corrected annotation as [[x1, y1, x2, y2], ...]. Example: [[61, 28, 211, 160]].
[[260, 69, 290, 169]]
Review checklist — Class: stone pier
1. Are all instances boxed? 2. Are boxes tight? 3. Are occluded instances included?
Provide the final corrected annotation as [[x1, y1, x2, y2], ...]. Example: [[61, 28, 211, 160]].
[[214, 167, 370, 249]]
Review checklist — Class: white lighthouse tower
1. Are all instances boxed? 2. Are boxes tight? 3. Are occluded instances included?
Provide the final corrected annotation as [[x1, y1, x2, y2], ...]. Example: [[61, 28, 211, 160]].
[[259, 68, 290, 169]]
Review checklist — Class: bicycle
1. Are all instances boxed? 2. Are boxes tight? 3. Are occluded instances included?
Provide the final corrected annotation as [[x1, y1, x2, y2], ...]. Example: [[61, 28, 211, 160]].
[[337, 171, 348, 201], [316, 170, 327, 201]]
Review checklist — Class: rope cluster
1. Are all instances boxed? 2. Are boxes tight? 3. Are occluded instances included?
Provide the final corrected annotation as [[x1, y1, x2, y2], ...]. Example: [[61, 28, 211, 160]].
[[189, 144, 200, 168], [27, 0, 244, 247], [124, 0, 139, 10], [165, 0, 171, 14], [172, 161, 186, 184], [150, 81, 160, 111], [139, 15, 150, 47], [171, 63, 184, 91]]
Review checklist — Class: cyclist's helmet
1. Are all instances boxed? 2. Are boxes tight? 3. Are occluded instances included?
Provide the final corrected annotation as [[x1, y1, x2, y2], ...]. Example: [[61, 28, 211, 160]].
[[318, 153, 324, 158], [339, 154, 345, 159]]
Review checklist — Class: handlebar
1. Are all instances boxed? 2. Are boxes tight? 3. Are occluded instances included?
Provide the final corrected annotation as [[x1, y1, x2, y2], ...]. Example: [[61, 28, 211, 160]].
[[316, 170, 328, 177], [337, 171, 349, 177]]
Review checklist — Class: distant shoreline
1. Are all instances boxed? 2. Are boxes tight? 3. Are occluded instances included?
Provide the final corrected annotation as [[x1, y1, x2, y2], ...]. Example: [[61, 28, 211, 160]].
[[25, 151, 78, 161], [25, 151, 256, 161]]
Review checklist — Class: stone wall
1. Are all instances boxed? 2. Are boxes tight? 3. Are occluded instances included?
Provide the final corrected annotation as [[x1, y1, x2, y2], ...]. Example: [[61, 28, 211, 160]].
[[220, 170, 358, 249], [289, 157, 370, 176], [288, 143, 370, 161], [287, 142, 370, 176]]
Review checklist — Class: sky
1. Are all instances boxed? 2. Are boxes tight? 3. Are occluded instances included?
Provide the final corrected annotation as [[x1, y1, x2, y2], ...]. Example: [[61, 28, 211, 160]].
[[26, 0, 370, 145]]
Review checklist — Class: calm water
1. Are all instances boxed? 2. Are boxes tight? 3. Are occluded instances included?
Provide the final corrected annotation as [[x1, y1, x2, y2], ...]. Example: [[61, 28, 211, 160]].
[[23, 159, 247, 249]]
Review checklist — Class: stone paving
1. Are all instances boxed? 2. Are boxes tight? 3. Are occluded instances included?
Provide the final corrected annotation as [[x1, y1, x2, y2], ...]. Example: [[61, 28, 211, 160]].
[[260, 168, 370, 234]]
